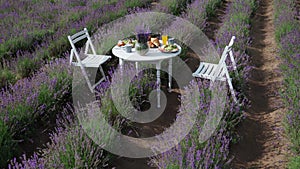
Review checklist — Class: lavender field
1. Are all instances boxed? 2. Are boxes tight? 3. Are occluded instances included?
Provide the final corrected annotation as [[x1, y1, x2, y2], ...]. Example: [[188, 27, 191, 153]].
[[0, 0, 299, 168]]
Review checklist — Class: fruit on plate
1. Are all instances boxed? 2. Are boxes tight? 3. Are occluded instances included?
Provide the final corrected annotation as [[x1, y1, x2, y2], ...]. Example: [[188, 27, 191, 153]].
[[117, 40, 125, 47], [159, 44, 178, 52], [117, 39, 136, 47]]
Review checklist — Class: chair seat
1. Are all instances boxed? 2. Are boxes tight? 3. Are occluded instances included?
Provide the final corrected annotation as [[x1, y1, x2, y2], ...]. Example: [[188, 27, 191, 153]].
[[72, 54, 111, 67], [191, 36, 239, 104], [192, 62, 226, 81]]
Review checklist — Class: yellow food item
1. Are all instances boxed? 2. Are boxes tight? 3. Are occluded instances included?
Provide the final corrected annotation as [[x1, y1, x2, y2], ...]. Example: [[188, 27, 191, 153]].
[[149, 38, 160, 48]]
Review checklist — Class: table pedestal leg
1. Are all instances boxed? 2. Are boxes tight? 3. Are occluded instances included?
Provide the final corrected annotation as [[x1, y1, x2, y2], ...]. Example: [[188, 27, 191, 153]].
[[119, 58, 124, 69], [156, 62, 161, 108], [168, 58, 172, 92], [119, 58, 124, 78], [135, 62, 139, 75]]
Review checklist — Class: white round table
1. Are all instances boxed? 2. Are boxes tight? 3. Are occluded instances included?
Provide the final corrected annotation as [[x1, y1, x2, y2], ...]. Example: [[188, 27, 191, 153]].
[[112, 44, 182, 108]]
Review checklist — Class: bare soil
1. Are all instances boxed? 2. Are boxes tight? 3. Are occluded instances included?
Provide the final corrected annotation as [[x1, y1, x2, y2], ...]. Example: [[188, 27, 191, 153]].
[[230, 0, 291, 168]]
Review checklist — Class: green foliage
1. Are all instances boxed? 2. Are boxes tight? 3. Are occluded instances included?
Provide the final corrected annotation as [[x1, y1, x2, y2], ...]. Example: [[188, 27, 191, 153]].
[[274, 0, 300, 166], [0, 69, 16, 86], [288, 156, 300, 169], [44, 126, 108, 168], [0, 30, 52, 61], [5, 103, 35, 123], [206, 0, 222, 17], [0, 121, 16, 168], [230, 13, 249, 24], [161, 0, 189, 16], [248, 0, 258, 11], [17, 57, 38, 77], [38, 84, 54, 106], [0, 0, 155, 88], [100, 92, 120, 120], [275, 23, 297, 43], [166, 164, 181, 169], [125, 0, 143, 8]]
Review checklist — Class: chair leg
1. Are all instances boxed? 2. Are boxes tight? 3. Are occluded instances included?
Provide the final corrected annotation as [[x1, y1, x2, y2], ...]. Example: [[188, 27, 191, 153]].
[[90, 66, 107, 92], [229, 50, 239, 77], [209, 80, 214, 90], [99, 65, 107, 81], [225, 69, 238, 104], [80, 67, 94, 93]]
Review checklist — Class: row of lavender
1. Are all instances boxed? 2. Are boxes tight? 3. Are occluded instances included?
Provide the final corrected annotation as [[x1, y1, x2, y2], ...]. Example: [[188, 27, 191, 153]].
[[0, 58, 72, 167], [156, 0, 191, 15], [0, 0, 117, 58], [0, 0, 117, 79], [5, 62, 156, 168], [2, 0, 219, 167], [0, 0, 152, 88], [150, 0, 254, 168], [274, 0, 300, 168], [2, 0, 255, 168], [0, 0, 154, 167]]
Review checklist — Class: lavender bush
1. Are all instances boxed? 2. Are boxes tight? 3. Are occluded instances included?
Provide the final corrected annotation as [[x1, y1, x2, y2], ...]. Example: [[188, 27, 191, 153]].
[[150, 0, 254, 168], [8, 109, 109, 169], [151, 80, 242, 169], [7, 61, 159, 168], [2, 1, 256, 168], [215, 0, 254, 94], [0, 58, 72, 167], [0, 0, 153, 88], [182, 0, 209, 30], [274, 0, 300, 166], [155, 0, 191, 15]]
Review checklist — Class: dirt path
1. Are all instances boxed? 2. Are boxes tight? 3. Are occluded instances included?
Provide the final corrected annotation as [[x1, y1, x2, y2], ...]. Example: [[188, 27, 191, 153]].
[[230, 0, 290, 168]]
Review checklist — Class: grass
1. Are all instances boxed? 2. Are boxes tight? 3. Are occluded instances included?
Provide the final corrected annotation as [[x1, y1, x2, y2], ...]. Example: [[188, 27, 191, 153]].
[[287, 156, 300, 169], [16, 57, 39, 77], [160, 0, 191, 16], [0, 68, 16, 87], [206, 0, 222, 17], [0, 121, 16, 166], [0, 0, 154, 89], [274, 0, 300, 166]]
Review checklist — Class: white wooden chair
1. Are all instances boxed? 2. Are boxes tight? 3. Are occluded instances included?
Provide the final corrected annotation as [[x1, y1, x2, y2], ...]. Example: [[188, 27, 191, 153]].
[[68, 28, 111, 93], [192, 36, 239, 104]]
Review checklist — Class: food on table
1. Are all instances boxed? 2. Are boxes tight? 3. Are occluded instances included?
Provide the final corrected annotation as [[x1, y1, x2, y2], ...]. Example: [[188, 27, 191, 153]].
[[117, 39, 136, 47], [117, 40, 125, 47], [148, 38, 160, 48], [158, 44, 178, 53]]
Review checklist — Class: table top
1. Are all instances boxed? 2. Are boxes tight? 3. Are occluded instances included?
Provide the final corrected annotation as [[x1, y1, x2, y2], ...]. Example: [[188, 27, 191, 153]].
[[112, 43, 182, 62]]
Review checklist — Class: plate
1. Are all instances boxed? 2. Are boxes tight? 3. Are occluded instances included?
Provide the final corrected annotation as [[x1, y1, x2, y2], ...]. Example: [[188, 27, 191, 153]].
[[158, 45, 179, 53], [117, 39, 136, 47]]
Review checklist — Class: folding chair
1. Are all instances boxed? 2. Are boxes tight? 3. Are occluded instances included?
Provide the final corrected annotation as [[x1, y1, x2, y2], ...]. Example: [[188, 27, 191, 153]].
[[68, 28, 111, 93], [192, 36, 239, 104]]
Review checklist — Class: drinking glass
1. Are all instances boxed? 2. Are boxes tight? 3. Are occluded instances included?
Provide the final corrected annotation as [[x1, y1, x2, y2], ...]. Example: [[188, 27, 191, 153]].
[[162, 35, 168, 45]]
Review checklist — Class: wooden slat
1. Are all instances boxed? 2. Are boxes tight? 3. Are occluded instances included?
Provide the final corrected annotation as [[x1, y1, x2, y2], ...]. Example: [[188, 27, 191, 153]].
[[199, 64, 209, 74], [219, 67, 226, 77], [71, 30, 86, 39], [205, 64, 215, 76], [193, 63, 204, 76], [72, 34, 88, 44]]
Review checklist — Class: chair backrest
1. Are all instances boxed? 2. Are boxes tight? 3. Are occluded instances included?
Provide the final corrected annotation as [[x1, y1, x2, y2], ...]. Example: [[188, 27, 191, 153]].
[[211, 36, 235, 81], [68, 28, 97, 65]]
